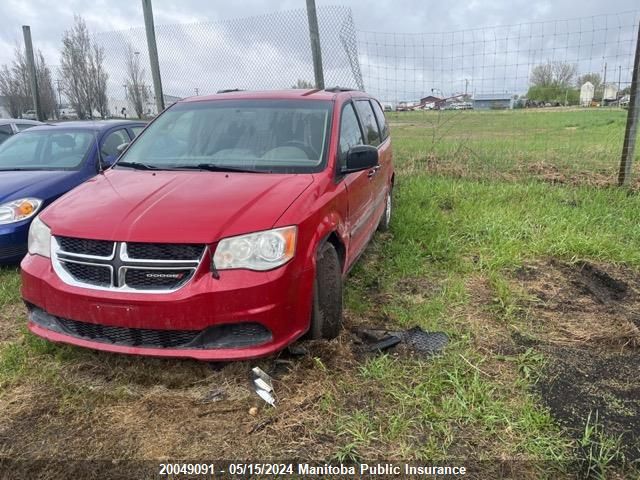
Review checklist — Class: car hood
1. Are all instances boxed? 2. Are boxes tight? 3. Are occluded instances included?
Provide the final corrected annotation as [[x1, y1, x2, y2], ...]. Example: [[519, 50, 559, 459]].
[[42, 169, 314, 243], [0, 170, 84, 204]]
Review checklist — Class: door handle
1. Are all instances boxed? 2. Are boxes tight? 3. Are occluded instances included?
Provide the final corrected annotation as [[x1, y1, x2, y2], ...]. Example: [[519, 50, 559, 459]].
[[368, 165, 381, 178]]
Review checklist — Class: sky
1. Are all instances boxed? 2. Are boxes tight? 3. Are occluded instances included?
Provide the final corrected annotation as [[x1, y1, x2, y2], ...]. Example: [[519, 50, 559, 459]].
[[0, 0, 639, 105]]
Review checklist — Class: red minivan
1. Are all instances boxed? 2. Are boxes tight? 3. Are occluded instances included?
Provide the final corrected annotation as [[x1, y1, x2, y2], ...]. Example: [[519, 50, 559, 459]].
[[20, 89, 394, 360]]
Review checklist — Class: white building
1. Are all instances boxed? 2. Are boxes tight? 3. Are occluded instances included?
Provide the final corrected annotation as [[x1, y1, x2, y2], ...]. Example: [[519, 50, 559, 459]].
[[579, 81, 594, 107], [603, 83, 618, 102]]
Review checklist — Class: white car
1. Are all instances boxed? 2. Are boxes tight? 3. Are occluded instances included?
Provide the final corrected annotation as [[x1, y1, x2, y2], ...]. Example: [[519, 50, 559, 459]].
[[22, 110, 38, 120], [0, 119, 44, 145]]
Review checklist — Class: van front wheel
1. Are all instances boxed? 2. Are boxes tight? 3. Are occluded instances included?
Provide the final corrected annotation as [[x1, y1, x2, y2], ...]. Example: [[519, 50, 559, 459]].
[[308, 242, 343, 340]]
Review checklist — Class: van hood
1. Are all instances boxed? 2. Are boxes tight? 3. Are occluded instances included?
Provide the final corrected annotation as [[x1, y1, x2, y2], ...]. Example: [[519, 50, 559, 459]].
[[41, 169, 314, 243], [0, 170, 83, 204]]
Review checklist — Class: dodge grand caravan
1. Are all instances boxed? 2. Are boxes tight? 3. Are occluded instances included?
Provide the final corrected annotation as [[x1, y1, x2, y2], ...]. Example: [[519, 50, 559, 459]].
[[21, 88, 394, 361]]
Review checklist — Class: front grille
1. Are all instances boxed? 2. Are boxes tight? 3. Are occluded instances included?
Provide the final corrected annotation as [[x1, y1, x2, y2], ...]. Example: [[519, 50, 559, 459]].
[[52, 236, 203, 293], [61, 261, 111, 287], [58, 237, 114, 257], [26, 310, 273, 349], [56, 317, 199, 348], [126, 243, 204, 260], [125, 268, 193, 290]]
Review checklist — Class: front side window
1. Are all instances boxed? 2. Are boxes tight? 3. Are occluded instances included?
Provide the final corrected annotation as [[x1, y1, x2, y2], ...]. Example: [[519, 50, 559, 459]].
[[354, 100, 381, 147], [101, 129, 130, 159], [0, 130, 96, 170], [338, 103, 364, 170], [118, 99, 332, 173]]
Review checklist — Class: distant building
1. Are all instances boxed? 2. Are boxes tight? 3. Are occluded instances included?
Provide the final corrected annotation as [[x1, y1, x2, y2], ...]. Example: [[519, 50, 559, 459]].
[[419, 95, 444, 109], [580, 82, 594, 107], [602, 83, 618, 102], [472, 93, 513, 110]]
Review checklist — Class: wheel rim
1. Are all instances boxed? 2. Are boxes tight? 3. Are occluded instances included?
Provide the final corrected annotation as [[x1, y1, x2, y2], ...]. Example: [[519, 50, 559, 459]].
[[385, 191, 392, 224]]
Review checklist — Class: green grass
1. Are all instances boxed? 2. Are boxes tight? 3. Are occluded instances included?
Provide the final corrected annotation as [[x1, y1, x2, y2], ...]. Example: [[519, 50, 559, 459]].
[[1, 108, 639, 476], [388, 108, 634, 180]]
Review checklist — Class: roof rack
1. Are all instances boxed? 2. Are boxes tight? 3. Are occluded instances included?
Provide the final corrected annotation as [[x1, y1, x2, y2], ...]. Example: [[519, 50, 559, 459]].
[[216, 88, 245, 94], [324, 86, 357, 93]]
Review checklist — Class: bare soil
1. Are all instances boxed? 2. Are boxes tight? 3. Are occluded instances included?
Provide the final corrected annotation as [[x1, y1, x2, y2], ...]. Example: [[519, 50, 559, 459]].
[[512, 259, 640, 462]]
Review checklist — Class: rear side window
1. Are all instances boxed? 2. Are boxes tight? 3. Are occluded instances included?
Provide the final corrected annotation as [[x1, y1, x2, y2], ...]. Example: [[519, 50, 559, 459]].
[[371, 101, 390, 141], [354, 100, 381, 147], [0, 125, 12, 144], [338, 104, 364, 170]]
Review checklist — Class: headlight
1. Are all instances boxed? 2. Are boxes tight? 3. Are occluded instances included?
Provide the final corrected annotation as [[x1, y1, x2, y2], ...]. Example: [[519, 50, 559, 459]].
[[0, 198, 42, 224], [213, 226, 297, 271], [27, 215, 51, 258]]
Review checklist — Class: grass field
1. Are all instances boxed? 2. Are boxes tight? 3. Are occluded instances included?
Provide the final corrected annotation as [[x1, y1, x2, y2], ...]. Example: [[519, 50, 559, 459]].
[[1, 108, 640, 478]]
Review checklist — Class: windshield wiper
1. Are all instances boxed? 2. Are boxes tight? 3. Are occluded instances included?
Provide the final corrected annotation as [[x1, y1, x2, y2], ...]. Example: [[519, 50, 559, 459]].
[[174, 163, 264, 173], [115, 161, 160, 171]]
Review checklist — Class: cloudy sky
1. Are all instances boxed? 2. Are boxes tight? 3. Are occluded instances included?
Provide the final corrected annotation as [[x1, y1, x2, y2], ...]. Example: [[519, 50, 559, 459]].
[[1, 0, 639, 104]]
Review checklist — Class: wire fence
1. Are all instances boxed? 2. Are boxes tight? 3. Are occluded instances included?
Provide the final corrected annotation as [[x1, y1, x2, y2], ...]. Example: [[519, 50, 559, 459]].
[[357, 11, 640, 185], [86, 7, 640, 185]]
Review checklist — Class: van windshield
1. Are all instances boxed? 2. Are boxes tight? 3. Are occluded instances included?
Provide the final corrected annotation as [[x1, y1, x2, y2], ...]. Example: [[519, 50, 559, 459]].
[[117, 99, 332, 173]]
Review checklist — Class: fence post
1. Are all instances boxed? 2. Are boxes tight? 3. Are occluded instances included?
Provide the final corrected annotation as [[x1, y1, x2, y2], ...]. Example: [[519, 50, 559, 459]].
[[305, 0, 325, 89], [22, 26, 43, 122], [141, 0, 165, 113], [618, 20, 640, 186]]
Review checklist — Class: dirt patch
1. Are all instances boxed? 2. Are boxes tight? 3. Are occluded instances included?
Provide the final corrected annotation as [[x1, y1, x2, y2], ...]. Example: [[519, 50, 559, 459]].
[[0, 338, 355, 465], [513, 259, 640, 461]]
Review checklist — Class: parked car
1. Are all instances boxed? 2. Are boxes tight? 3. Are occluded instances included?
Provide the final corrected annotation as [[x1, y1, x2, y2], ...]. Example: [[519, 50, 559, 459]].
[[0, 119, 44, 145], [0, 120, 146, 263], [21, 89, 394, 361], [22, 110, 38, 120]]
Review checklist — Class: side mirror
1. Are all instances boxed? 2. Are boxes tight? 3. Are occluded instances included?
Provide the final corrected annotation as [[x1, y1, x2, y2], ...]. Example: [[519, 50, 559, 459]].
[[341, 145, 379, 174], [116, 142, 129, 154]]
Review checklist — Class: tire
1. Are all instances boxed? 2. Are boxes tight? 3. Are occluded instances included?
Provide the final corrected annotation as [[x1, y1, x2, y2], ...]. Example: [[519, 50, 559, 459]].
[[308, 242, 343, 340], [378, 187, 393, 232]]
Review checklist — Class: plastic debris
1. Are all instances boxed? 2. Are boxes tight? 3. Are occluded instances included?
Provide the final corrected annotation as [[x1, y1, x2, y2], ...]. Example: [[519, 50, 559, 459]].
[[357, 326, 449, 356], [251, 367, 276, 407]]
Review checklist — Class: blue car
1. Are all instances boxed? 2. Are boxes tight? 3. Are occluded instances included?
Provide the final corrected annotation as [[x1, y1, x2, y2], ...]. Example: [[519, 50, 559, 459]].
[[0, 120, 146, 264]]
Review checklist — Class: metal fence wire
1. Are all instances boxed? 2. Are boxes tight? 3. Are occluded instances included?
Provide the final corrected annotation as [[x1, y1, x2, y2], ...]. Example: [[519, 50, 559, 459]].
[[89, 6, 640, 185], [93, 5, 362, 105]]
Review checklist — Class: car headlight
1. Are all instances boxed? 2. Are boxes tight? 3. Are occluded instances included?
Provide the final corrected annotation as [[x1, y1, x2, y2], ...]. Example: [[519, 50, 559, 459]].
[[27, 215, 51, 258], [0, 198, 42, 225], [213, 226, 297, 271]]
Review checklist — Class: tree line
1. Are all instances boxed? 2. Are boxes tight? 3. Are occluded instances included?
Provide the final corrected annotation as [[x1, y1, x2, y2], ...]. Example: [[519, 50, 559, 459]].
[[526, 61, 631, 106], [0, 15, 150, 120]]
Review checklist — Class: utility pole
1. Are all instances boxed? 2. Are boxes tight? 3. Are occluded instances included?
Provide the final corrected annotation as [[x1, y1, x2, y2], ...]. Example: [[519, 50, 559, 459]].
[[142, 0, 165, 113], [22, 26, 43, 121], [618, 65, 622, 93], [305, 0, 324, 89], [602, 62, 608, 103], [618, 20, 640, 186], [55, 79, 62, 107]]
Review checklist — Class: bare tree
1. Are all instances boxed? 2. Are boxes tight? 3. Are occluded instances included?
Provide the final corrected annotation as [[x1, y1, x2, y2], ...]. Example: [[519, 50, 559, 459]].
[[36, 52, 57, 120], [291, 79, 314, 89], [530, 63, 554, 87], [530, 61, 577, 87], [576, 72, 602, 90], [0, 46, 56, 119], [124, 45, 150, 118], [60, 15, 109, 119]]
